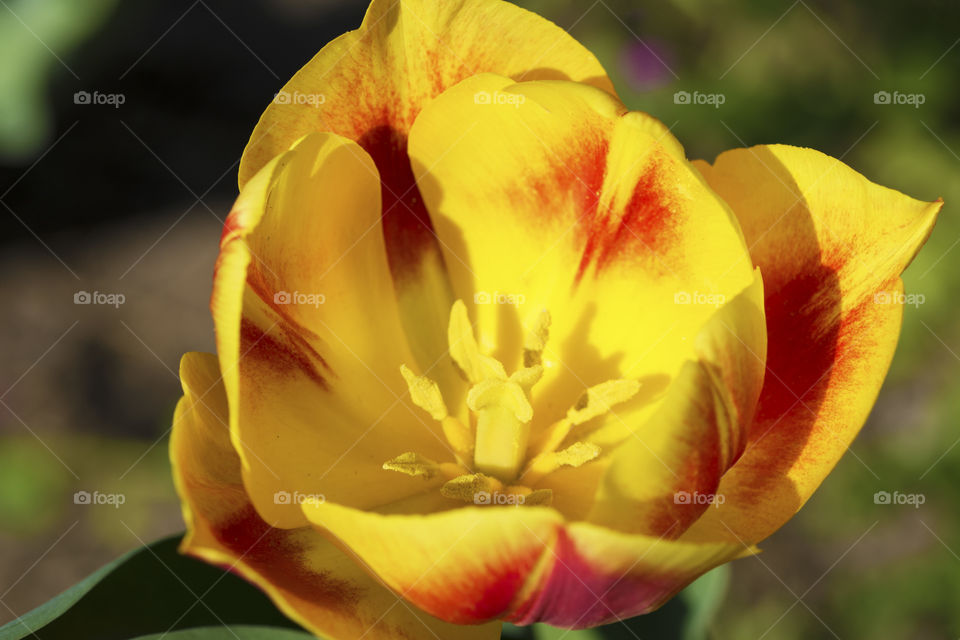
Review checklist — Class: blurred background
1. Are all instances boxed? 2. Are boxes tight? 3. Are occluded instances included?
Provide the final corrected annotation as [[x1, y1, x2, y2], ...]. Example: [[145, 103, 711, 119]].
[[0, 0, 957, 638]]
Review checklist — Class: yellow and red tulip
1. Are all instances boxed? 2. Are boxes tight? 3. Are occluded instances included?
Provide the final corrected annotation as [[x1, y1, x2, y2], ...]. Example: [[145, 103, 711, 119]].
[[170, 0, 941, 638]]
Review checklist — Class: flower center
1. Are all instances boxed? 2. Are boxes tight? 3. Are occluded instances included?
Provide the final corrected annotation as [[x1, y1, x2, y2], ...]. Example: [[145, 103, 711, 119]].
[[383, 300, 639, 506]]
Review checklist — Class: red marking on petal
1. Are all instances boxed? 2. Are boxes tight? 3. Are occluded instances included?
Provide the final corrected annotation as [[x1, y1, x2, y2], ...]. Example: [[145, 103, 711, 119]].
[[577, 156, 679, 282], [358, 124, 445, 282], [466, 562, 530, 621], [564, 137, 610, 282], [755, 264, 839, 429], [598, 160, 680, 272], [220, 210, 245, 247], [211, 213, 246, 288], [399, 533, 545, 624], [244, 264, 331, 373], [507, 528, 679, 628], [742, 261, 841, 488], [240, 319, 328, 390], [208, 505, 363, 611]]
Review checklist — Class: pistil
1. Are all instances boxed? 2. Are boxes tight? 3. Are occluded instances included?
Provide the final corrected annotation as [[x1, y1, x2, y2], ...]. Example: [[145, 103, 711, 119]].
[[384, 298, 641, 506]]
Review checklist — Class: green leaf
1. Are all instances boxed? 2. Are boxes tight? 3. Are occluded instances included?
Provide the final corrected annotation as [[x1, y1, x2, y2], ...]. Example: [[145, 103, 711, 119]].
[[0, 535, 303, 640], [533, 623, 604, 640], [678, 564, 730, 640]]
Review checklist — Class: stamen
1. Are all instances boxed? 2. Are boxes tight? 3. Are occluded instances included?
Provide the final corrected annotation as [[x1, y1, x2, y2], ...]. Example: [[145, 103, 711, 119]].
[[567, 379, 641, 425], [521, 441, 601, 485], [519, 488, 554, 506], [382, 452, 462, 480], [523, 308, 551, 368], [400, 364, 473, 456], [385, 300, 638, 506], [440, 473, 554, 507], [448, 300, 506, 383], [529, 378, 640, 457], [400, 365, 447, 421], [440, 473, 502, 502]]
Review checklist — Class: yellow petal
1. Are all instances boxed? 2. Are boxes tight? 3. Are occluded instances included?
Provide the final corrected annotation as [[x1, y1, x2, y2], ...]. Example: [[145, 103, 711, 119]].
[[408, 74, 756, 521], [300, 496, 750, 628], [214, 132, 455, 528], [589, 271, 767, 536], [238, 0, 615, 409], [238, 0, 614, 187], [171, 352, 499, 640], [685, 144, 941, 544], [302, 498, 561, 625]]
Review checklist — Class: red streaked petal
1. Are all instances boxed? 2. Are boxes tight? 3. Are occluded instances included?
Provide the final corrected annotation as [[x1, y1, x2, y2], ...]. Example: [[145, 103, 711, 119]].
[[214, 133, 454, 530], [508, 522, 751, 628], [301, 498, 750, 628], [301, 499, 562, 625], [171, 351, 500, 640], [408, 74, 758, 522], [686, 145, 941, 543], [238, 0, 615, 401]]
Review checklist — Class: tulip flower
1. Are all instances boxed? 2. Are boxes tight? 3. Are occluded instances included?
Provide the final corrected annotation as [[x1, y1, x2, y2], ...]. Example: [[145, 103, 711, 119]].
[[170, 0, 941, 638]]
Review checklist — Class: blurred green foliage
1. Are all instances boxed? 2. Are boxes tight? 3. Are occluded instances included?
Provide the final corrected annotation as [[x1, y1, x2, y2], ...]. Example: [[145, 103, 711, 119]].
[[0, 433, 178, 547], [0, 0, 117, 161]]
